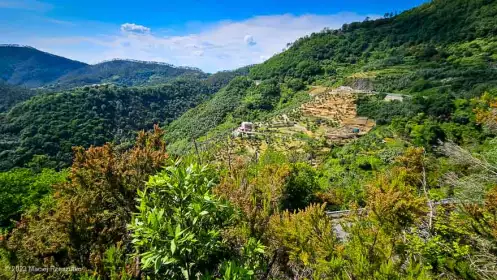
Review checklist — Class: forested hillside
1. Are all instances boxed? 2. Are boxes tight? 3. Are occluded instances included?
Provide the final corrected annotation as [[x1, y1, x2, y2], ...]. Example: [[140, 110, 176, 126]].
[[0, 61, 248, 170], [0, 45, 87, 88], [167, 0, 497, 149], [2, 0, 497, 279], [50, 59, 207, 90], [0, 78, 232, 170]]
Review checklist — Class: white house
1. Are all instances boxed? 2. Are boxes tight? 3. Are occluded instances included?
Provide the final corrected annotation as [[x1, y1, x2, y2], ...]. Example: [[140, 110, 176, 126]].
[[233, 122, 254, 137]]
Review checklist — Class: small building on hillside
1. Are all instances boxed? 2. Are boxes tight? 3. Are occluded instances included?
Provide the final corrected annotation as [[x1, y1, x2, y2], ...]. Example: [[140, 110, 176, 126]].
[[240, 122, 253, 132], [384, 94, 404, 102], [233, 122, 254, 137]]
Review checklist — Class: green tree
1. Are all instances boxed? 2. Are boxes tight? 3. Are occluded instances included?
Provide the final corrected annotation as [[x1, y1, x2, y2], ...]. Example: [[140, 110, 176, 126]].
[[281, 163, 320, 211], [0, 168, 67, 228]]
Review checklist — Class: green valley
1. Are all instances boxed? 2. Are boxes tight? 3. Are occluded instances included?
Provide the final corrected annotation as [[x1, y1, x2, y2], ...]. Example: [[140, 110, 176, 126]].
[[1, 0, 497, 279]]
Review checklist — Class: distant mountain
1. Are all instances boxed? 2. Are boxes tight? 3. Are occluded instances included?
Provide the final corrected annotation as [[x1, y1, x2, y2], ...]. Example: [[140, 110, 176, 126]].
[[0, 46, 210, 89], [50, 59, 208, 90], [0, 45, 87, 88]]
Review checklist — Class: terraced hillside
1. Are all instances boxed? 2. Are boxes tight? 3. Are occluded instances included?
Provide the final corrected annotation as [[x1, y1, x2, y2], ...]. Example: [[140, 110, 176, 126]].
[[192, 85, 377, 167]]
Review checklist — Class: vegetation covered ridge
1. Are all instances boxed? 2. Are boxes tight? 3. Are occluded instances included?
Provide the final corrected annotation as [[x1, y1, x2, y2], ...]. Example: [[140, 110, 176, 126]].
[[165, 0, 497, 152]]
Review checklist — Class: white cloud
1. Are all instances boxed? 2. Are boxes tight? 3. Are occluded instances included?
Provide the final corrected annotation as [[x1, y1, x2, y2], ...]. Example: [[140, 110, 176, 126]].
[[44, 18, 75, 26], [193, 50, 204, 56], [28, 12, 378, 72], [0, 0, 52, 11], [244, 35, 256, 46], [120, 23, 151, 34]]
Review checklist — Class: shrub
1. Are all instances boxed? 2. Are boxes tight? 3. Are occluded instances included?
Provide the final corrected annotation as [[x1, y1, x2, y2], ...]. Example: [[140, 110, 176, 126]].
[[130, 161, 236, 279]]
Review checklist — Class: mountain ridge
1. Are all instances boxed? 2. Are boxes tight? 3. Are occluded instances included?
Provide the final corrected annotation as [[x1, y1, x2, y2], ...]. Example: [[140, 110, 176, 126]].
[[0, 45, 87, 87], [50, 58, 207, 90], [0, 45, 213, 89]]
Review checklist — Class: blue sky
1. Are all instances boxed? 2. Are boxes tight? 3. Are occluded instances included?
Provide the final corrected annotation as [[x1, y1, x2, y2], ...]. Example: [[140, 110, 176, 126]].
[[0, 0, 427, 72]]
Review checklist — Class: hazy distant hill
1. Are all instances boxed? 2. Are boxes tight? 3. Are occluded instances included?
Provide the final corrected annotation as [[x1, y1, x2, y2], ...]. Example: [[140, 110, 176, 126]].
[[0, 46, 209, 89], [0, 45, 87, 88], [50, 59, 208, 90]]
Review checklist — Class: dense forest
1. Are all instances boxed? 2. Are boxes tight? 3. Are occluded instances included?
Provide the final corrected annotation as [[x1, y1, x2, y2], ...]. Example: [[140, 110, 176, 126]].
[[1, 0, 497, 279], [0, 83, 37, 113], [0, 70, 247, 171]]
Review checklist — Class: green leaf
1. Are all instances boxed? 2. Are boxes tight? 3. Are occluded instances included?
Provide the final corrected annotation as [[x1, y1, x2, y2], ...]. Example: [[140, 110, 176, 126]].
[[181, 268, 189, 280], [171, 239, 176, 254], [175, 224, 181, 238]]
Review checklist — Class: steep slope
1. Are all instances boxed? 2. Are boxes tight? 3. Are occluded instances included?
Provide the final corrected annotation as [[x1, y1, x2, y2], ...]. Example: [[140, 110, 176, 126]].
[[166, 0, 497, 151], [0, 45, 87, 88], [249, 0, 497, 93], [166, 77, 254, 143], [50, 59, 208, 89]]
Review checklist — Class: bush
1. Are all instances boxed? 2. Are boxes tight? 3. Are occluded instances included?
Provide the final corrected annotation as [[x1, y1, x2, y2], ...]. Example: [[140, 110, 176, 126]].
[[281, 163, 320, 211], [130, 161, 236, 279], [0, 168, 67, 228]]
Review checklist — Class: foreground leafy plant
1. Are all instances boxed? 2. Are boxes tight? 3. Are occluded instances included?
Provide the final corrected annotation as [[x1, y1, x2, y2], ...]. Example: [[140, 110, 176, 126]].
[[130, 161, 236, 279]]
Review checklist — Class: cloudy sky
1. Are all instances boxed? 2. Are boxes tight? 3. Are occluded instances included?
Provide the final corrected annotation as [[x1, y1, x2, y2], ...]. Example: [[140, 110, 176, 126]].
[[0, 0, 427, 72]]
